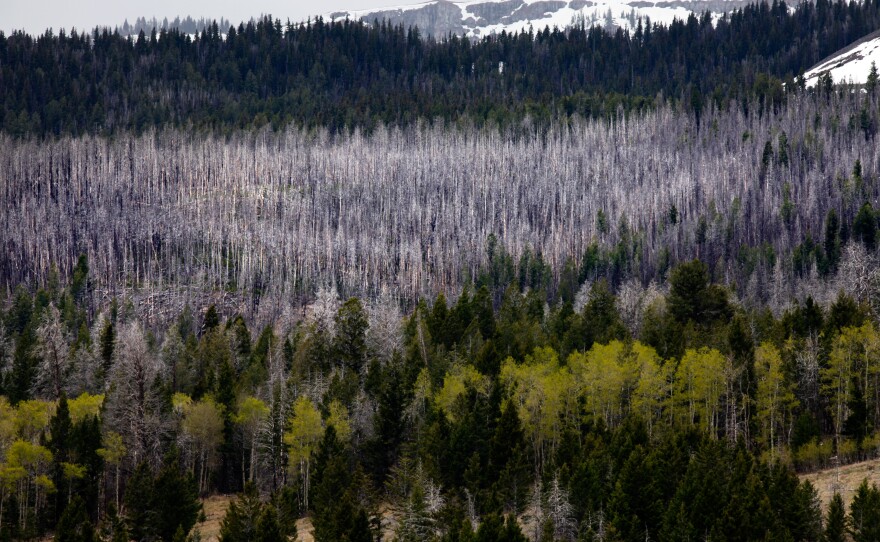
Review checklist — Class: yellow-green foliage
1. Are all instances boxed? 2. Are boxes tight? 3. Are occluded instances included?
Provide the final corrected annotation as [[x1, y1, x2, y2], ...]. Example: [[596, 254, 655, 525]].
[[755, 342, 798, 459], [68, 392, 104, 423], [822, 323, 880, 440], [181, 397, 225, 452], [570, 340, 638, 428], [630, 342, 670, 435], [14, 400, 52, 443], [284, 396, 323, 469], [673, 347, 727, 432], [500, 347, 576, 465], [435, 364, 490, 421], [326, 400, 352, 442], [234, 396, 269, 428]]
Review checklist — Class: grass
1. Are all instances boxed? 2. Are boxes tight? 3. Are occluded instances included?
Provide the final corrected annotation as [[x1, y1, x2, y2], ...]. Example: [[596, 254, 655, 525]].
[[800, 457, 880, 511]]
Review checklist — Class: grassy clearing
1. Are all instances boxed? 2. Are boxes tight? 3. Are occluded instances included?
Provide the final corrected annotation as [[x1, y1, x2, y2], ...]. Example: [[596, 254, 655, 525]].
[[800, 458, 880, 511]]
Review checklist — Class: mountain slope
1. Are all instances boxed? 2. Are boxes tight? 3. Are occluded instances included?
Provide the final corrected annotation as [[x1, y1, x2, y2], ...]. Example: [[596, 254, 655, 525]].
[[326, 0, 754, 37], [804, 29, 880, 86]]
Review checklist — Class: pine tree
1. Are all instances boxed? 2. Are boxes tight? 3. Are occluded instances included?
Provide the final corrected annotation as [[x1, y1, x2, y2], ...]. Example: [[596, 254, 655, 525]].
[[124, 463, 155, 542], [219, 483, 263, 542], [849, 479, 880, 542], [49, 393, 73, 523], [335, 298, 368, 371], [254, 506, 285, 542], [203, 306, 220, 332], [825, 493, 846, 542], [667, 260, 729, 325], [311, 427, 354, 541], [99, 319, 115, 374], [55, 496, 96, 542], [151, 448, 202, 542], [475, 513, 505, 542], [823, 209, 842, 275], [853, 203, 877, 252], [867, 61, 878, 93], [347, 509, 373, 542]]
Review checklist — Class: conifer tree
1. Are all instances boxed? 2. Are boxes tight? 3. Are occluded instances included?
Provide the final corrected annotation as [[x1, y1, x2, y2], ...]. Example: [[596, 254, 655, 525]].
[[825, 493, 846, 542], [55, 496, 96, 542], [849, 479, 880, 542], [219, 483, 263, 542]]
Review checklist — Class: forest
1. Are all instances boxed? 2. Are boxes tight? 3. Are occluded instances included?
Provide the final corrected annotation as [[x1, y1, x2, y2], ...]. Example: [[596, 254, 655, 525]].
[[2, 0, 880, 135], [3, 0, 880, 539], [2, 83, 879, 327], [5, 251, 880, 540]]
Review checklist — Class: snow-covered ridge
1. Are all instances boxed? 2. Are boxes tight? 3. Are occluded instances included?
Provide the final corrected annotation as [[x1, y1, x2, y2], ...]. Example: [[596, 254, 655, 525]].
[[804, 30, 880, 87], [325, 0, 755, 37]]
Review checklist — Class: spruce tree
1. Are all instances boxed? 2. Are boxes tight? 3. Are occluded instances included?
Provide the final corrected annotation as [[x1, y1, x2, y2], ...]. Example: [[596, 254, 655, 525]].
[[254, 506, 284, 542], [853, 203, 877, 252], [219, 483, 263, 542], [152, 448, 202, 542], [335, 298, 368, 371], [124, 463, 155, 542], [99, 320, 115, 373], [849, 479, 880, 542], [825, 493, 846, 542], [55, 496, 96, 542]]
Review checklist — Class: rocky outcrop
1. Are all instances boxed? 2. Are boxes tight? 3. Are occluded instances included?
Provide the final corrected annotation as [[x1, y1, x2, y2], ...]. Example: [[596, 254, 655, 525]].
[[327, 0, 763, 38], [358, 0, 465, 36]]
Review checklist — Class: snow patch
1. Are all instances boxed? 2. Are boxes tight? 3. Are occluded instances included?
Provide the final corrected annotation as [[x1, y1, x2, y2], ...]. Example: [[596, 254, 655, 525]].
[[804, 32, 880, 86]]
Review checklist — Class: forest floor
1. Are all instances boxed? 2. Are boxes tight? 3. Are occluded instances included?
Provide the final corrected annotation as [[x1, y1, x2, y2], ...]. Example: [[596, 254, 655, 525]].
[[194, 495, 232, 541], [191, 498, 393, 542], [177, 464, 880, 542], [800, 458, 880, 510]]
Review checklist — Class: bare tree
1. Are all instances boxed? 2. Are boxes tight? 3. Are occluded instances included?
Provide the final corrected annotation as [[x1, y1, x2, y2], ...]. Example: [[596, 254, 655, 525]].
[[366, 290, 404, 364], [546, 474, 576, 541], [0, 90, 878, 324], [105, 322, 165, 467], [32, 304, 71, 399]]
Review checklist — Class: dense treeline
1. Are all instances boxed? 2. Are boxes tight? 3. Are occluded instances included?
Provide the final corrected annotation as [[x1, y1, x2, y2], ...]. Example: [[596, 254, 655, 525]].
[[116, 16, 234, 37], [2, 86, 879, 326], [6, 255, 880, 540], [2, 0, 880, 135]]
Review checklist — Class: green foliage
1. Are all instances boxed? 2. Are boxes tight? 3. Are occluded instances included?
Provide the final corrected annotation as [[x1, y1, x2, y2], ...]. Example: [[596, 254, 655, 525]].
[[55, 496, 96, 542], [220, 483, 263, 542], [311, 427, 373, 542], [124, 463, 155, 542], [335, 298, 368, 372], [667, 260, 730, 326], [825, 493, 847, 542], [849, 479, 880, 542], [853, 202, 878, 252], [124, 450, 201, 542], [4, 252, 880, 539]]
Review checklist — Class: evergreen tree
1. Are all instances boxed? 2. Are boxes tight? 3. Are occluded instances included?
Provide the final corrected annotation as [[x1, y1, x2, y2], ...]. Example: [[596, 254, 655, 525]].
[[254, 506, 285, 542], [49, 393, 73, 523], [152, 448, 202, 542], [335, 298, 369, 372], [868, 62, 878, 93], [849, 479, 880, 542], [99, 319, 115, 373], [55, 496, 96, 542], [124, 463, 155, 542], [667, 260, 729, 325], [219, 483, 263, 542], [823, 209, 842, 275], [853, 203, 877, 252], [825, 493, 846, 542], [203, 305, 220, 332]]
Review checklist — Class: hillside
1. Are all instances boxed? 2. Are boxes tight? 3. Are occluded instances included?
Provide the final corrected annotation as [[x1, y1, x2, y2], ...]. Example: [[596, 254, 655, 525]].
[[801, 458, 880, 511], [326, 0, 756, 37], [805, 29, 880, 86]]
